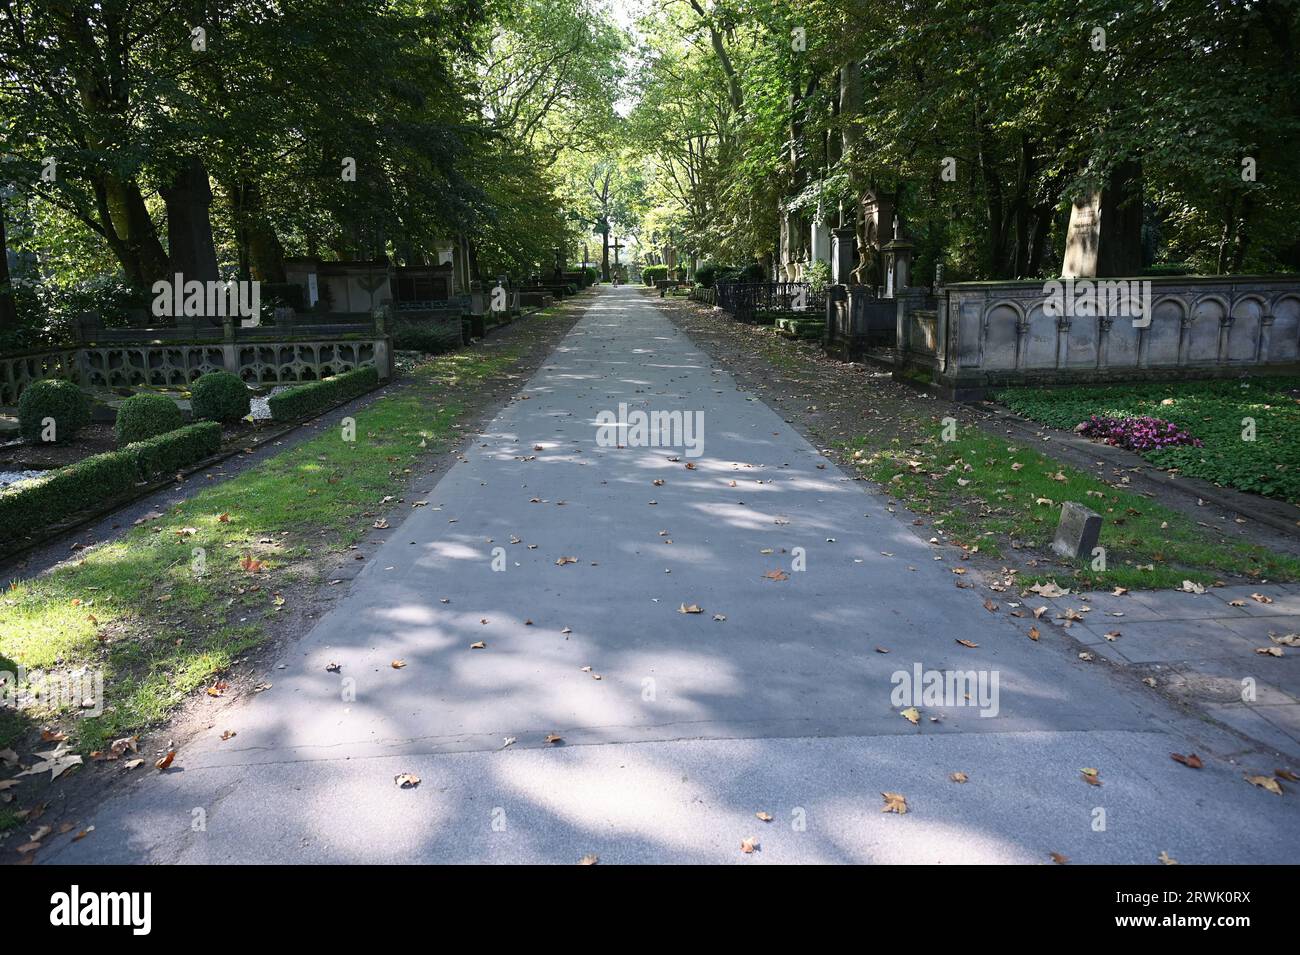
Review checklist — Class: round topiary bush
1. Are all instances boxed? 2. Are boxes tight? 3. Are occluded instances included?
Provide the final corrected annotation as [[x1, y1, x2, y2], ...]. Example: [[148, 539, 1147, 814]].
[[190, 371, 250, 423], [114, 392, 184, 445], [17, 378, 91, 443]]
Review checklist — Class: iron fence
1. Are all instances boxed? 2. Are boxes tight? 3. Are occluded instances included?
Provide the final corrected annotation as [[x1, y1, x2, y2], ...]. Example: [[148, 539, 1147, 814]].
[[715, 282, 824, 322]]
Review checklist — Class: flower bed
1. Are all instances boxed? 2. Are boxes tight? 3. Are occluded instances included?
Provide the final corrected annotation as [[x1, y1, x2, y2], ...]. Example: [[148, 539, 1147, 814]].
[[1076, 415, 1203, 453]]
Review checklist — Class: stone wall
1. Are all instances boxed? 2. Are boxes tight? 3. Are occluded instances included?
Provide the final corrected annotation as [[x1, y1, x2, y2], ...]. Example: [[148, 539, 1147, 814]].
[[916, 276, 1300, 398]]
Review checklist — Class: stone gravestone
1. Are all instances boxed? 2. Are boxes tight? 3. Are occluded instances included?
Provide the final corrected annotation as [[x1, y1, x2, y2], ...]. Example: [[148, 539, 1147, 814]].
[[1051, 501, 1103, 560]]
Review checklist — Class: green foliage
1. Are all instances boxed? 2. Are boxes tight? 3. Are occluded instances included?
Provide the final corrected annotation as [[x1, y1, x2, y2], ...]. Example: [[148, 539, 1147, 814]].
[[392, 321, 462, 355], [114, 393, 184, 445], [0, 421, 223, 541], [0, 450, 138, 539], [998, 379, 1300, 503], [190, 372, 251, 423], [642, 265, 669, 285], [128, 422, 222, 479], [17, 379, 91, 443], [267, 366, 380, 422]]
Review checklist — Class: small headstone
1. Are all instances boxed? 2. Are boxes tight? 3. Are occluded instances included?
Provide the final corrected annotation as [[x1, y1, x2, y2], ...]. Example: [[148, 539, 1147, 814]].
[[1051, 502, 1102, 560]]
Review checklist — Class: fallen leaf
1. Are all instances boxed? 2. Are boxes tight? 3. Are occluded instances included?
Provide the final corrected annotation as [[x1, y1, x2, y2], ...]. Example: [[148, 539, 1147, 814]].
[[950, 772, 968, 783], [880, 792, 908, 814], [544, 733, 563, 745], [1158, 850, 1179, 865], [391, 660, 406, 668], [1027, 626, 1040, 641], [678, 603, 703, 614], [740, 835, 759, 853], [394, 773, 421, 788], [955, 639, 978, 649], [1170, 752, 1203, 769], [155, 751, 175, 771], [762, 569, 789, 581], [900, 707, 920, 725], [1050, 852, 1069, 865], [1245, 774, 1283, 795], [755, 811, 773, 822], [578, 854, 599, 865], [469, 641, 486, 650], [1080, 767, 1101, 786]]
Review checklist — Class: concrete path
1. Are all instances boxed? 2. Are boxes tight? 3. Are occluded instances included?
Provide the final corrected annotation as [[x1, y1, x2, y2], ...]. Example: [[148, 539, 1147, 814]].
[[44, 287, 1300, 864]]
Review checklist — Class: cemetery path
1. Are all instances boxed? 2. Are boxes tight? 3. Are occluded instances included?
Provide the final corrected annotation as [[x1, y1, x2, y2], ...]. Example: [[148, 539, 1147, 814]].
[[44, 286, 1299, 864]]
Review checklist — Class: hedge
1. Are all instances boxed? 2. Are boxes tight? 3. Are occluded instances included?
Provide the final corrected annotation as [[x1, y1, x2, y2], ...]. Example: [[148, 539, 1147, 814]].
[[392, 321, 462, 355], [0, 421, 222, 540], [128, 422, 221, 479], [267, 366, 379, 423]]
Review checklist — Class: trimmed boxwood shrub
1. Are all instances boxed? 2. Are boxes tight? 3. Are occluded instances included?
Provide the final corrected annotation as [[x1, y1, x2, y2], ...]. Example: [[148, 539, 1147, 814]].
[[267, 366, 379, 423], [392, 321, 462, 355], [0, 421, 225, 541], [18, 378, 91, 443], [0, 449, 139, 538], [129, 421, 221, 478], [115, 393, 184, 445], [190, 371, 251, 422]]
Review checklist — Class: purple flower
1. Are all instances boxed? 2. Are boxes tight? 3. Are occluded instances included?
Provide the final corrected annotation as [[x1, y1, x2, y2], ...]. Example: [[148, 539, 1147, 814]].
[[1078, 415, 1202, 453]]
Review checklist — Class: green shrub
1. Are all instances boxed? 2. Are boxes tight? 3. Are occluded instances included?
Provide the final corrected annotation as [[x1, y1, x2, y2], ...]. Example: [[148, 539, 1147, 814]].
[[190, 371, 251, 422], [0, 422, 225, 542], [0, 449, 139, 538], [17, 378, 91, 443], [129, 421, 221, 479], [267, 366, 379, 422], [114, 393, 184, 445], [643, 265, 669, 286], [392, 321, 462, 355]]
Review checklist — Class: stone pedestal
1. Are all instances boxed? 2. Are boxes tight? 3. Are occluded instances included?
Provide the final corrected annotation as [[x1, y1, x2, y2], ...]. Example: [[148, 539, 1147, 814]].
[[1051, 502, 1103, 560]]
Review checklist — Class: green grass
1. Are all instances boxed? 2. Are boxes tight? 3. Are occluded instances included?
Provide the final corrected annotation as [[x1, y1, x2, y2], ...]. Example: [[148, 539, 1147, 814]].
[[996, 378, 1300, 503], [0, 347, 523, 752], [848, 422, 1300, 591]]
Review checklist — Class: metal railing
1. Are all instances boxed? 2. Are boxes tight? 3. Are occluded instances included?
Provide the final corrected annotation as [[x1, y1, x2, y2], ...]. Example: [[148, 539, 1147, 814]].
[[715, 282, 823, 322]]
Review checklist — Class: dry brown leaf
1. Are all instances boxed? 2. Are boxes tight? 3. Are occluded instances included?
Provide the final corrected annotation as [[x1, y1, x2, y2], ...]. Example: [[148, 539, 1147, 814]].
[[1245, 774, 1283, 795], [394, 773, 421, 788], [1170, 752, 1203, 769], [880, 792, 908, 814], [956, 639, 978, 648], [155, 750, 175, 771]]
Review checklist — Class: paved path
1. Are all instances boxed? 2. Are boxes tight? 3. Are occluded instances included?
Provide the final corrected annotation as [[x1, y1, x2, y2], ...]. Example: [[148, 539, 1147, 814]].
[[45, 287, 1300, 864]]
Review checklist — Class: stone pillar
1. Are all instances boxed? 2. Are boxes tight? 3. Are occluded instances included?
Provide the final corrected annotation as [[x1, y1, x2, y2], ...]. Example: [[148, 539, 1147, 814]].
[[812, 219, 831, 265], [882, 238, 914, 296], [831, 226, 857, 286]]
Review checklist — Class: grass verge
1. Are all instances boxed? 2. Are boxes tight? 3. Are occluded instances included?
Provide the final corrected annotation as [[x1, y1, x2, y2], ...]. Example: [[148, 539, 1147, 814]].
[[848, 422, 1300, 590], [0, 345, 530, 756]]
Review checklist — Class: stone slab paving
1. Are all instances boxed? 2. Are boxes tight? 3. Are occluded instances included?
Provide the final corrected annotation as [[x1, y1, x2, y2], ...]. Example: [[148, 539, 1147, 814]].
[[39, 287, 1300, 865]]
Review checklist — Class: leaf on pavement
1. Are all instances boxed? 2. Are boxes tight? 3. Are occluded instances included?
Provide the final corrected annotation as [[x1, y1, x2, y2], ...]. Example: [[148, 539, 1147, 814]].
[[394, 773, 421, 788], [880, 792, 908, 814], [155, 750, 175, 771], [955, 639, 978, 648], [1170, 752, 1203, 769], [950, 772, 968, 783], [1245, 774, 1283, 795], [900, 707, 920, 725], [678, 603, 703, 614]]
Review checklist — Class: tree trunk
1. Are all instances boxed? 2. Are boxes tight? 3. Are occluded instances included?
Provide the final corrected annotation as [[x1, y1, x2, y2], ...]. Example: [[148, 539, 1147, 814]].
[[0, 203, 17, 332], [230, 176, 286, 283], [162, 157, 220, 283], [100, 172, 171, 288], [1096, 159, 1144, 277]]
